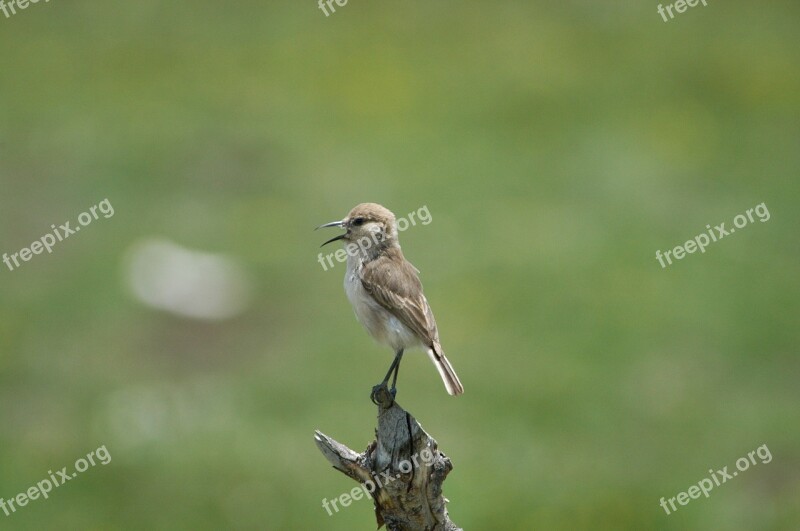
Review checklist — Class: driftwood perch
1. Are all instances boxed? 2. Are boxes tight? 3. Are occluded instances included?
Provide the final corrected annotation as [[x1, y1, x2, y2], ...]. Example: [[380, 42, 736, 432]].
[[314, 384, 462, 530]]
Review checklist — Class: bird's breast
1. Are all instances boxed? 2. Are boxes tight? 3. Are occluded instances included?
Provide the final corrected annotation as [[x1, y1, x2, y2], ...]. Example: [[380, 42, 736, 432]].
[[343, 264, 418, 351]]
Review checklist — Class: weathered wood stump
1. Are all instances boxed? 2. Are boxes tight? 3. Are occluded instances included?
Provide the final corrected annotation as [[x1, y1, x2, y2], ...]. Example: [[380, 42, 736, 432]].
[[314, 384, 462, 530]]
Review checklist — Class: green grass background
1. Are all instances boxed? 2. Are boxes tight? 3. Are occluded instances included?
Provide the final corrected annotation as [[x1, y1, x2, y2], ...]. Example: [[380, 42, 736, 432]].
[[0, 1, 798, 529]]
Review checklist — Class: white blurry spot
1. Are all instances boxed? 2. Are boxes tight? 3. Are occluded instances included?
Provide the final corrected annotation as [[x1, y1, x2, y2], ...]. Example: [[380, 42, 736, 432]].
[[125, 238, 251, 320]]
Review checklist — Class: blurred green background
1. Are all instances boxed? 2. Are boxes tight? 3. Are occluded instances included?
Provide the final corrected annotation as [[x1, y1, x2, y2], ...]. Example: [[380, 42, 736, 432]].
[[1, 1, 798, 529]]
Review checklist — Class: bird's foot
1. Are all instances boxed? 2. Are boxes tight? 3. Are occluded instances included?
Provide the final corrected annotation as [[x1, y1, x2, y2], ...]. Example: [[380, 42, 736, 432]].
[[370, 381, 395, 407]]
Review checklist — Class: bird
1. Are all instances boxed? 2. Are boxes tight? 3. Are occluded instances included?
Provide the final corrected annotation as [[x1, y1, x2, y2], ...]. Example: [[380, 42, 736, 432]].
[[317, 203, 464, 400]]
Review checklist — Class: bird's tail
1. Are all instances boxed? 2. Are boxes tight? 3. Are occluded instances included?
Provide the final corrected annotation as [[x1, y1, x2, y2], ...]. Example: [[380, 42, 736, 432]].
[[427, 345, 464, 396]]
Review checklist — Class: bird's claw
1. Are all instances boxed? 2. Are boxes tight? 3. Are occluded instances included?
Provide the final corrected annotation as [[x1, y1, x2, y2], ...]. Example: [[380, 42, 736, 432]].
[[370, 382, 396, 407]]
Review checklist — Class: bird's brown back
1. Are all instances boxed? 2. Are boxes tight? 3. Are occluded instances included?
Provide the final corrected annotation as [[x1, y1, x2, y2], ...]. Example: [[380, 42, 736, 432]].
[[359, 247, 440, 348]]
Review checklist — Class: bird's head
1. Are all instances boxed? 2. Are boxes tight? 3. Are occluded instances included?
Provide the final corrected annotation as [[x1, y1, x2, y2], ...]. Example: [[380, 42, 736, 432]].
[[317, 203, 398, 249]]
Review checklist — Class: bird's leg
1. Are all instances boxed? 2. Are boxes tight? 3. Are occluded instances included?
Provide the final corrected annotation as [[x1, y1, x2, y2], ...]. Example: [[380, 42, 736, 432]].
[[371, 349, 404, 405], [389, 350, 404, 394]]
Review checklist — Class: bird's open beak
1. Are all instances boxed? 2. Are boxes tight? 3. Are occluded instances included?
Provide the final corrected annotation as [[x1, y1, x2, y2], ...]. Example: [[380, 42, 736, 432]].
[[316, 220, 347, 247]]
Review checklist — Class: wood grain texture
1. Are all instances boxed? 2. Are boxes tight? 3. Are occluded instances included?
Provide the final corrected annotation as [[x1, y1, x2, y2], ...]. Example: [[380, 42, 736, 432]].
[[315, 385, 462, 530]]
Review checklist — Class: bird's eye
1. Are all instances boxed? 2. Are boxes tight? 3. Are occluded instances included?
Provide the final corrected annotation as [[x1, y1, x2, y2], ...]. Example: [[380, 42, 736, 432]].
[[352, 217, 365, 226]]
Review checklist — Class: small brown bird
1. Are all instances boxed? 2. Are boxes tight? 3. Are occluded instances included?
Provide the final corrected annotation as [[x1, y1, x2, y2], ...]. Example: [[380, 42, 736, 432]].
[[318, 203, 464, 398]]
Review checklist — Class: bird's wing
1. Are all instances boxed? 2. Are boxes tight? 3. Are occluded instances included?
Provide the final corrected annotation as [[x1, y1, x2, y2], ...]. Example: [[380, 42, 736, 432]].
[[359, 253, 439, 345]]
